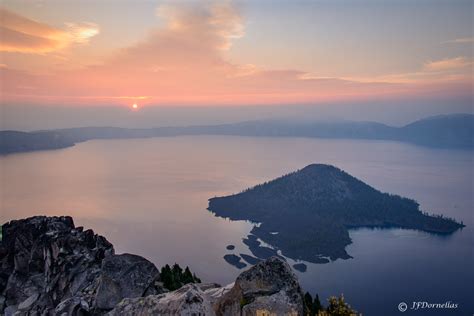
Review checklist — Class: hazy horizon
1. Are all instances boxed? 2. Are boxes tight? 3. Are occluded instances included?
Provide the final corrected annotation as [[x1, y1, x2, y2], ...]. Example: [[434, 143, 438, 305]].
[[2, 98, 472, 131], [1, 0, 473, 132]]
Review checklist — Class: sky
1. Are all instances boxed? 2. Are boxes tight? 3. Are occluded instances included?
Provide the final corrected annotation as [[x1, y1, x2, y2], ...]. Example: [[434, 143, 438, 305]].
[[0, 0, 473, 129]]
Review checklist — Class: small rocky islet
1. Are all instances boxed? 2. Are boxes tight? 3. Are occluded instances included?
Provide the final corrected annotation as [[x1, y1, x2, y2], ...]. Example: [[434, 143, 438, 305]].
[[293, 263, 308, 273], [223, 254, 247, 269], [0, 216, 312, 315]]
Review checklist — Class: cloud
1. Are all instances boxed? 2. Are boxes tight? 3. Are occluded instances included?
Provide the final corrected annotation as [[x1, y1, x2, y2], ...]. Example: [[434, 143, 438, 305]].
[[155, 2, 243, 51], [0, 8, 68, 53], [423, 57, 472, 72], [443, 37, 474, 44], [97, 2, 245, 82], [65, 22, 100, 44], [1, 2, 472, 107], [208, 2, 244, 50], [0, 8, 99, 53], [348, 56, 473, 85]]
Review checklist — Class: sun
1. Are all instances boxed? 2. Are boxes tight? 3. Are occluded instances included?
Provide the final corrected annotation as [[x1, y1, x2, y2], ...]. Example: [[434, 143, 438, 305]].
[[132, 103, 138, 109]]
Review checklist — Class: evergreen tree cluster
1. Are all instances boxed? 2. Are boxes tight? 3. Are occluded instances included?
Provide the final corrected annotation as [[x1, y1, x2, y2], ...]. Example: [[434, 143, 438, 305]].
[[305, 292, 359, 316], [160, 263, 201, 291], [304, 292, 323, 315]]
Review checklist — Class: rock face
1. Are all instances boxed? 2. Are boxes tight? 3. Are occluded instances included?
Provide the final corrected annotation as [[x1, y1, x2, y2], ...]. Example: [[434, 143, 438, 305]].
[[107, 283, 216, 315], [1, 216, 306, 315], [0, 216, 164, 315], [95, 253, 163, 310], [215, 256, 305, 316], [0, 216, 113, 315]]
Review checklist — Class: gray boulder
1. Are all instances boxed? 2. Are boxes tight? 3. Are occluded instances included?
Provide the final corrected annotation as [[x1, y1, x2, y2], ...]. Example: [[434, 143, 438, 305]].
[[107, 283, 215, 315], [95, 253, 163, 310], [215, 256, 305, 315]]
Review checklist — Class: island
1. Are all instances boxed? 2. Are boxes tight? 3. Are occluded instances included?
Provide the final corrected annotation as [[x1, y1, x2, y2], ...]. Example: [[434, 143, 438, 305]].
[[223, 254, 247, 269], [208, 164, 465, 263]]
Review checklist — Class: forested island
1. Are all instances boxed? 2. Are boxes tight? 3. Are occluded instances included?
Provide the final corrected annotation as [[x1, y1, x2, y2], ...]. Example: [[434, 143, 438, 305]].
[[208, 164, 464, 263]]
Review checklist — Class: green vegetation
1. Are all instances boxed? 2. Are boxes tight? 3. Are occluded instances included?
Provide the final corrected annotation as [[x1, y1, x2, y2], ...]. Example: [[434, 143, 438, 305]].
[[209, 164, 464, 263], [240, 297, 250, 308], [305, 292, 359, 316], [305, 292, 323, 315], [159, 263, 201, 291], [321, 295, 359, 316]]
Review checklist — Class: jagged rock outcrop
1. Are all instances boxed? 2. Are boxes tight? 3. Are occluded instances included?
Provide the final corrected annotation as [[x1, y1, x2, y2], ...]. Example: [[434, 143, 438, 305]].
[[0, 216, 164, 315], [1, 216, 306, 315], [0, 216, 113, 315]]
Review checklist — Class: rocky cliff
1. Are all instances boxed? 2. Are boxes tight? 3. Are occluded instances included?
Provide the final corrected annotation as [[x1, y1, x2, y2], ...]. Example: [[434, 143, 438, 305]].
[[0, 216, 305, 315]]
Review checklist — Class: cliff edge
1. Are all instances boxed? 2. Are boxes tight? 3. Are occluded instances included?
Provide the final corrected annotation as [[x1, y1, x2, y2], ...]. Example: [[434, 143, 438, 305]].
[[0, 216, 305, 315]]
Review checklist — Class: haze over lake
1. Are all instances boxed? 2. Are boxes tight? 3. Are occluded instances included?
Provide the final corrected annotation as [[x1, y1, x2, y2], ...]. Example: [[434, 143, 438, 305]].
[[1, 136, 473, 315]]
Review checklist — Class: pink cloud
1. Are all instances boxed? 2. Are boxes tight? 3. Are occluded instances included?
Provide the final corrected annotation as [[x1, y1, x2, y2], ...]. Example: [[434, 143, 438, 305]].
[[423, 57, 471, 72], [0, 3, 472, 107], [0, 8, 99, 53]]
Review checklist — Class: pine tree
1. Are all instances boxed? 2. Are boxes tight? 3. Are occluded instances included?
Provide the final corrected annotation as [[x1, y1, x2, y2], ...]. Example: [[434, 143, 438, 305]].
[[304, 292, 313, 315], [183, 266, 194, 284], [314, 294, 323, 314], [193, 273, 201, 283], [160, 263, 201, 291], [160, 265, 173, 290]]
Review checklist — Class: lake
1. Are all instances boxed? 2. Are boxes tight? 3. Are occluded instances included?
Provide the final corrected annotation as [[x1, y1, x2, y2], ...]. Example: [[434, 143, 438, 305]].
[[1, 136, 472, 315]]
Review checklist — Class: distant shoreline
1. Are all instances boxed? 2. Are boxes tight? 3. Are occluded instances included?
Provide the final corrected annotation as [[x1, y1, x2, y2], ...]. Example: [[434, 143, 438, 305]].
[[1, 113, 473, 154]]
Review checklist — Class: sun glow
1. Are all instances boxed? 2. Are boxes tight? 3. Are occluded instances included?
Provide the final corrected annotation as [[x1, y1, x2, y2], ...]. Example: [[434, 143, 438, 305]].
[[132, 103, 138, 109]]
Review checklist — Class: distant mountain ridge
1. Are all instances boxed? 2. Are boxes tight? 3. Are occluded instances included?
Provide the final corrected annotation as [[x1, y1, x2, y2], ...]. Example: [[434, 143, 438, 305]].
[[397, 113, 473, 147], [1, 113, 472, 154]]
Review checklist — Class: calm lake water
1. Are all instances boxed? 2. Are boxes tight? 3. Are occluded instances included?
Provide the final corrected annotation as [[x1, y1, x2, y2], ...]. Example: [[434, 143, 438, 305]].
[[1, 136, 473, 315]]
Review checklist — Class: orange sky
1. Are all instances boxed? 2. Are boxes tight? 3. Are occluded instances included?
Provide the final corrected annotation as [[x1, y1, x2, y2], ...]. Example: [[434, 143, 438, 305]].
[[0, 1, 472, 108]]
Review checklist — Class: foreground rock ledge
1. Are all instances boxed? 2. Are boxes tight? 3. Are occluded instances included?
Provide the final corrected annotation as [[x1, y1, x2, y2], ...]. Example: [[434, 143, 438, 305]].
[[0, 216, 305, 315]]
